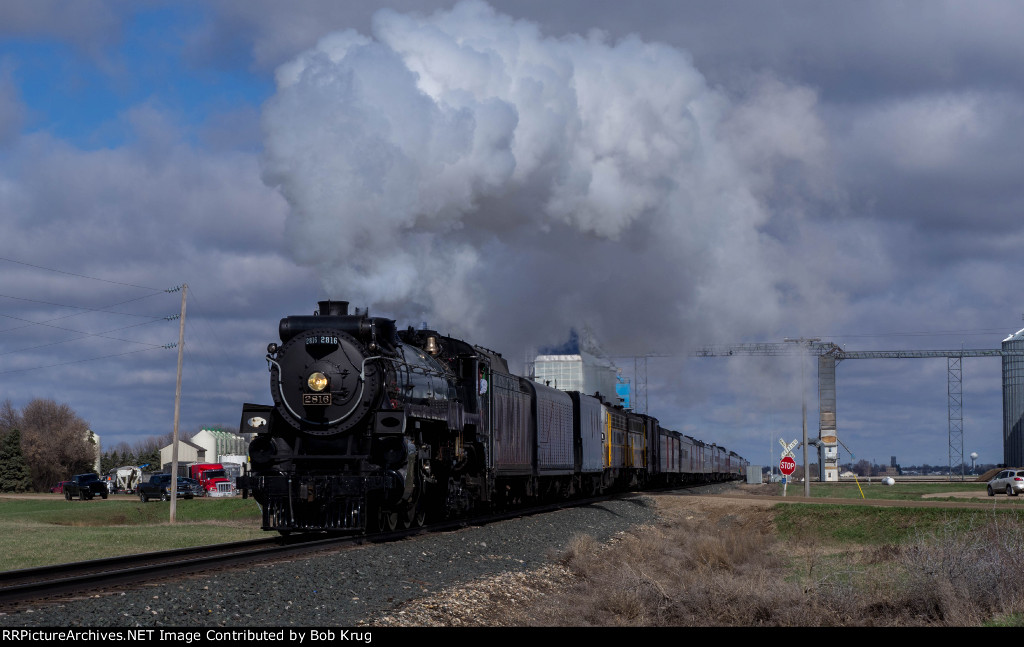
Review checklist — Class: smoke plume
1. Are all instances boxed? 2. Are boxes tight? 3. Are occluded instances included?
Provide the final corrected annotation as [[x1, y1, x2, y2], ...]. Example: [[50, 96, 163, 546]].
[[260, 0, 831, 357]]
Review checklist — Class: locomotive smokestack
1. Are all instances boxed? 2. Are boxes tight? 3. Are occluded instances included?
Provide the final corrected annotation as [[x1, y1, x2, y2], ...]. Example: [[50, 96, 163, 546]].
[[317, 300, 349, 316]]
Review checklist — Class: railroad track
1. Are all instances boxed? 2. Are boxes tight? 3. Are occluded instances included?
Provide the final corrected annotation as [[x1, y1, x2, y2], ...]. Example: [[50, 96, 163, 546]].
[[0, 534, 367, 609], [0, 483, 720, 610]]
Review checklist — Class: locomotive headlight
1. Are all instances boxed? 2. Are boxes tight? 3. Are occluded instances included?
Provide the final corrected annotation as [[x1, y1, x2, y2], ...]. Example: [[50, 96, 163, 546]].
[[307, 372, 329, 392]]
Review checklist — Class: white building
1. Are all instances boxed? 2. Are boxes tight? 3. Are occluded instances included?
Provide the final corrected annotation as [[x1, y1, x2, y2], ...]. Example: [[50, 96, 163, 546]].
[[88, 430, 101, 473], [533, 351, 623, 404], [158, 429, 248, 473], [191, 428, 248, 461]]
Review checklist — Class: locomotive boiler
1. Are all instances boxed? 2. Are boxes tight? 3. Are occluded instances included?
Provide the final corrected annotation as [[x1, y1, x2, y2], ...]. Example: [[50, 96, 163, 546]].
[[242, 300, 508, 533]]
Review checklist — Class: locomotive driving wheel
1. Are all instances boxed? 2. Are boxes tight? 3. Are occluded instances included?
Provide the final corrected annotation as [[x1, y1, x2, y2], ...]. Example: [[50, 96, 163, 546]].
[[376, 506, 399, 532], [402, 499, 426, 529]]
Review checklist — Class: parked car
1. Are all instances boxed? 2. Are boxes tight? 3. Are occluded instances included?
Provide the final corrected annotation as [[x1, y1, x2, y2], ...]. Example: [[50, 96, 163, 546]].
[[64, 473, 109, 500], [987, 469, 1024, 496], [50, 481, 71, 494], [137, 474, 195, 502]]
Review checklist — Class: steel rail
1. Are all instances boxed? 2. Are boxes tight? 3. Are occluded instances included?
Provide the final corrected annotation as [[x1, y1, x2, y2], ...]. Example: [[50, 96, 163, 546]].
[[0, 534, 358, 607], [0, 482, 722, 609]]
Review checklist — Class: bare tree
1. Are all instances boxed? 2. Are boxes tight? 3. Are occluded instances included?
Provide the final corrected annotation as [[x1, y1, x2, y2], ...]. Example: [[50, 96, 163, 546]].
[[107, 440, 135, 465], [0, 399, 21, 435], [854, 459, 873, 476], [132, 436, 160, 456], [19, 399, 95, 491], [156, 429, 177, 446]]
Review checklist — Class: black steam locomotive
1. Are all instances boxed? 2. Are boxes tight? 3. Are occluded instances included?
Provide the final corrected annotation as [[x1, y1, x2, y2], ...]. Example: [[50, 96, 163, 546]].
[[240, 300, 747, 534]]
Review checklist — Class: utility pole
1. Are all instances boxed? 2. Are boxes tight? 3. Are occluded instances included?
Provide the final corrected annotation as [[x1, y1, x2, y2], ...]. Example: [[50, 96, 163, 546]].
[[785, 337, 820, 497], [800, 348, 809, 496], [170, 284, 187, 523]]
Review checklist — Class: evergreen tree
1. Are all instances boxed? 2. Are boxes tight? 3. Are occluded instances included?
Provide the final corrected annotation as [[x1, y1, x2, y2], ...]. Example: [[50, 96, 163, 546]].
[[136, 446, 160, 470], [0, 430, 33, 492], [101, 449, 122, 474], [120, 448, 136, 467]]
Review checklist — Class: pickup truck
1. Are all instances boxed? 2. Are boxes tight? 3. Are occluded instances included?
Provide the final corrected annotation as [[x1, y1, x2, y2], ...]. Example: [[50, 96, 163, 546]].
[[64, 473, 109, 500], [137, 474, 195, 502]]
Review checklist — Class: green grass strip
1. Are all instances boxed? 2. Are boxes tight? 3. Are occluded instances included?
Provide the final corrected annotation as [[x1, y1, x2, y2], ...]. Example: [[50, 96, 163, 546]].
[[774, 502, 1024, 545], [0, 496, 265, 570]]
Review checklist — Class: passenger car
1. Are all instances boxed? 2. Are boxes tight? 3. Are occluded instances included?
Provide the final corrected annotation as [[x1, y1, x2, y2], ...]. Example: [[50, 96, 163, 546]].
[[64, 473, 109, 500], [137, 474, 195, 502], [50, 481, 71, 493], [987, 469, 1024, 496]]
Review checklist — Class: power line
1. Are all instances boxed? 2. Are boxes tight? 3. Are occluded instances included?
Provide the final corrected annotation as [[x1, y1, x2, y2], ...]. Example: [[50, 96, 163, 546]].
[[0, 317, 177, 356], [0, 293, 170, 319], [816, 328, 1011, 339], [0, 292, 172, 336], [0, 347, 174, 375], [0, 266, 182, 373], [0, 308, 176, 336], [0, 256, 165, 292]]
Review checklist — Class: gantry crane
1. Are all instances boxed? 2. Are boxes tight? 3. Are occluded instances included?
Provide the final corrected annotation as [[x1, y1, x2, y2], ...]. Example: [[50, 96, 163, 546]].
[[692, 341, 1024, 481]]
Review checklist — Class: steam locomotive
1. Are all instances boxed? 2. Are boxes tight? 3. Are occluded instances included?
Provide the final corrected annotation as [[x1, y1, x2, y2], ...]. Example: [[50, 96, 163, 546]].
[[240, 300, 748, 534]]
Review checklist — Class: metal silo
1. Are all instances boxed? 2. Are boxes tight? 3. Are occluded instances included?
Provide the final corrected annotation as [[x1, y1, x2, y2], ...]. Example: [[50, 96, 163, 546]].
[[1003, 328, 1024, 467]]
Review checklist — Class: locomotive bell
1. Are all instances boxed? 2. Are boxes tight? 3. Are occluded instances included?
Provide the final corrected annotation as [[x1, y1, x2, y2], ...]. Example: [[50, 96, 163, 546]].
[[425, 334, 439, 355]]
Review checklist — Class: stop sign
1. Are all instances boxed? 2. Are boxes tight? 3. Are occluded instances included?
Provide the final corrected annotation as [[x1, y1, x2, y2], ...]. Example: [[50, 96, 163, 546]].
[[780, 456, 796, 475]]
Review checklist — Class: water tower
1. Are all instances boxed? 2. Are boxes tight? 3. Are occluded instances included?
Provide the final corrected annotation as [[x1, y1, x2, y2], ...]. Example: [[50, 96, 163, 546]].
[[970, 452, 978, 474]]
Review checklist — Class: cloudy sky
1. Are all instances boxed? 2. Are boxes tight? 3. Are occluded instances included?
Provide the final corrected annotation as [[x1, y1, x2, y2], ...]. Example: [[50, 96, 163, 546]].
[[1, 0, 1021, 471]]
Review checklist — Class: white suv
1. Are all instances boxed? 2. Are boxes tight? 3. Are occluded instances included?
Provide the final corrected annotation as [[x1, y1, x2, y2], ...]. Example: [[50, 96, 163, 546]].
[[987, 469, 1024, 496]]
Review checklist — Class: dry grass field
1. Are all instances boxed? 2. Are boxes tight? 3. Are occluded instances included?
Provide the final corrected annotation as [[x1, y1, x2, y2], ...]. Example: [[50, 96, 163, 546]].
[[368, 490, 1024, 627]]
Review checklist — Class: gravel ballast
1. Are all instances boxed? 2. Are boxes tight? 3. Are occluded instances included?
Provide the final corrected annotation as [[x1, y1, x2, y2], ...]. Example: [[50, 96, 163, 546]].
[[0, 494, 662, 627]]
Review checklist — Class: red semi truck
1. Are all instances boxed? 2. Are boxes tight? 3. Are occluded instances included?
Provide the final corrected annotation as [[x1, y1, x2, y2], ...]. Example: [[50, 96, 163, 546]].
[[189, 463, 235, 497]]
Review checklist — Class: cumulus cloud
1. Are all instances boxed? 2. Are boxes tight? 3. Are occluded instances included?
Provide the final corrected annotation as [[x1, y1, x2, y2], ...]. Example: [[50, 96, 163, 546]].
[[0, 104, 309, 442], [260, 0, 834, 355]]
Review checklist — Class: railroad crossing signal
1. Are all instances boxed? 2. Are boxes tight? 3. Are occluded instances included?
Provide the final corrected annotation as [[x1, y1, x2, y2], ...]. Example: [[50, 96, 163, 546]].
[[779, 438, 799, 457]]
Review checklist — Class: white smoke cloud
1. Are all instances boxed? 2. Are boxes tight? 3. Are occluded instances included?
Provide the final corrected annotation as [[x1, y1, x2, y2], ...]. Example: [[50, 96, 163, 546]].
[[260, 0, 833, 355]]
